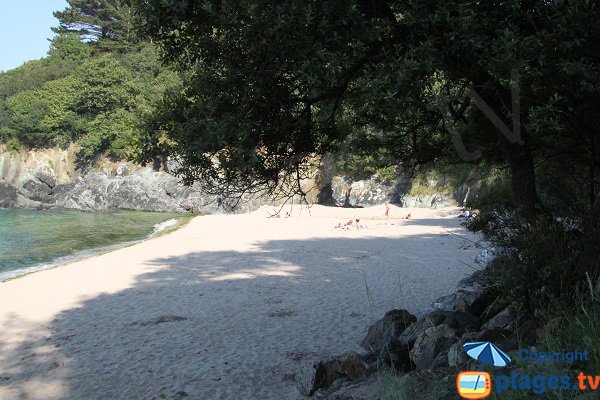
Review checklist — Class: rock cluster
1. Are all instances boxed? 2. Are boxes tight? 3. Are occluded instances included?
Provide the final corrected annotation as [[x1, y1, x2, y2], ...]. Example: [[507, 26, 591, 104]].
[[322, 175, 461, 208], [294, 268, 539, 398], [0, 149, 267, 213], [1, 147, 468, 212]]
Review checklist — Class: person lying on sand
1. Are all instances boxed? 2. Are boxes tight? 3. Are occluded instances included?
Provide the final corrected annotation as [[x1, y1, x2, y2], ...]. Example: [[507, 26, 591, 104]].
[[267, 211, 290, 218], [335, 219, 367, 230], [458, 208, 479, 218], [335, 220, 354, 230]]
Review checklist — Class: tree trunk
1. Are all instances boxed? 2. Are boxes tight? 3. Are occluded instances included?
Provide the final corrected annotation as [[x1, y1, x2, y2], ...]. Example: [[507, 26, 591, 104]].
[[498, 134, 542, 223], [473, 75, 543, 223]]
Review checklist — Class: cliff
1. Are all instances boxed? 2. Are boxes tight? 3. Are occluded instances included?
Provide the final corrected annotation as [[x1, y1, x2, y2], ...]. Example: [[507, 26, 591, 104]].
[[0, 147, 470, 213]]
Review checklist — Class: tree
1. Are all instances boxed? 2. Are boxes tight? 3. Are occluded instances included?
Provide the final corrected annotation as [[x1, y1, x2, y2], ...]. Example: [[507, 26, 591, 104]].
[[128, 0, 600, 220], [53, 0, 136, 49], [48, 32, 93, 61]]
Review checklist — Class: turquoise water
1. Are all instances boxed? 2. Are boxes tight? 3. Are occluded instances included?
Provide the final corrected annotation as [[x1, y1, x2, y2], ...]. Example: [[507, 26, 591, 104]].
[[0, 209, 184, 281]]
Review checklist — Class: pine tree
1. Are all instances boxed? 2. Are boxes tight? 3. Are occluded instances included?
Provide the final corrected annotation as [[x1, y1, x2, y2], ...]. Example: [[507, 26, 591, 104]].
[[53, 0, 135, 48]]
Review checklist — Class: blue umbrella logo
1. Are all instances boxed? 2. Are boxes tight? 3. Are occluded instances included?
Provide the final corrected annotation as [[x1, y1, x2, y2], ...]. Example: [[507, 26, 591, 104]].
[[463, 342, 512, 367]]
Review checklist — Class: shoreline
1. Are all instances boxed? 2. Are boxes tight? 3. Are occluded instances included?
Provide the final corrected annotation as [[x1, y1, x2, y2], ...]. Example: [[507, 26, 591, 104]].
[[0, 213, 194, 282], [0, 204, 481, 400]]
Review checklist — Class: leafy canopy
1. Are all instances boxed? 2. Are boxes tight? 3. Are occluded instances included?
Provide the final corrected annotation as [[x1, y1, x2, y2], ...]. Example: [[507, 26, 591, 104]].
[[127, 0, 600, 216]]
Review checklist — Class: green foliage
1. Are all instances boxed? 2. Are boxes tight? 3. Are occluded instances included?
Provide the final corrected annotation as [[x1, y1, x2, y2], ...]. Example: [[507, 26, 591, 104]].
[[0, 34, 178, 159], [377, 368, 448, 400], [127, 0, 599, 216], [5, 89, 51, 147], [466, 211, 583, 311], [79, 109, 135, 158], [486, 285, 600, 400], [48, 33, 92, 61], [0, 58, 76, 98], [53, 0, 137, 50], [74, 55, 137, 115]]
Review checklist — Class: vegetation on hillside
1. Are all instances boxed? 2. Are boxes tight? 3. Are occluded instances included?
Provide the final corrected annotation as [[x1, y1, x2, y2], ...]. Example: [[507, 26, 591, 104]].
[[0, 0, 180, 166]]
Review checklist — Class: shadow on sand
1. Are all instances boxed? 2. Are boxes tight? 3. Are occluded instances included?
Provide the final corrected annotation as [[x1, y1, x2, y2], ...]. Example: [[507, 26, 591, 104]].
[[1, 225, 481, 400]]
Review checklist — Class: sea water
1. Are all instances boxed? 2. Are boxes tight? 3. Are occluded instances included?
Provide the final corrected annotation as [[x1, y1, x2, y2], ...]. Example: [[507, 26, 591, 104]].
[[0, 209, 184, 281]]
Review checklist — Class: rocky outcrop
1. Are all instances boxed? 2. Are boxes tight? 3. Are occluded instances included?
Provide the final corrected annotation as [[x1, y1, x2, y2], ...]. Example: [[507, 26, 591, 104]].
[[327, 176, 400, 207], [294, 266, 540, 399], [320, 172, 467, 208], [0, 147, 269, 213], [1, 147, 471, 212]]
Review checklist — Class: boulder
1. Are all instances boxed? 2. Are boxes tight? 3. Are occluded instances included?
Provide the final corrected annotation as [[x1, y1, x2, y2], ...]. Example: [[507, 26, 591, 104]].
[[329, 176, 399, 207], [295, 361, 331, 396], [409, 324, 459, 370], [34, 166, 57, 188], [431, 285, 499, 316], [19, 172, 55, 203], [295, 353, 371, 396], [476, 329, 517, 352], [397, 311, 451, 348], [480, 298, 511, 324], [457, 269, 487, 287], [447, 332, 479, 367], [360, 309, 416, 354], [474, 249, 496, 265], [442, 312, 481, 336], [116, 163, 129, 176], [0, 182, 18, 207], [481, 304, 516, 331], [327, 380, 380, 400], [429, 351, 450, 370]]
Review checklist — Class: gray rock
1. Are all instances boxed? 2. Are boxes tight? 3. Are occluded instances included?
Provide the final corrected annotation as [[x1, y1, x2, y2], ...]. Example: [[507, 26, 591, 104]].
[[409, 324, 458, 370], [360, 309, 416, 354], [295, 353, 371, 396], [431, 285, 499, 316], [457, 269, 487, 288], [447, 332, 479, 367], [429, 351, 450, 370], [19, 175, 54, 203], [480, 297, 512, 324], [481, 304, 516, 331], [34, 166, 57, 188], [116, 163, 129, 176], [475, 249, 495, 265], [397, 311, 450, 349], [441, 312, 481, 335], [329, 176, 399, 207], [0, 182, 18, 207], [296, 362, 326, 397], [400, 193, 456, 209]]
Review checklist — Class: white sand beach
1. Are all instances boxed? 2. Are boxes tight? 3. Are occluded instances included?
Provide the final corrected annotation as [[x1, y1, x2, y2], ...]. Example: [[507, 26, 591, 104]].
[[0, 204, 482, 400]]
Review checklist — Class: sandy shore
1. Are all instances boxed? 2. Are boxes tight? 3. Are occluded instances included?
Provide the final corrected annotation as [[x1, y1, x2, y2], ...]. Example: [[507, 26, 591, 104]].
[[0, 204, 482, 399]]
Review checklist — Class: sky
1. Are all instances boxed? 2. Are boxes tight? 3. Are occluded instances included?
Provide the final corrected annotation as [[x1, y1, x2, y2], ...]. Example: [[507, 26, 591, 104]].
[[0, 0, 69, 72]]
